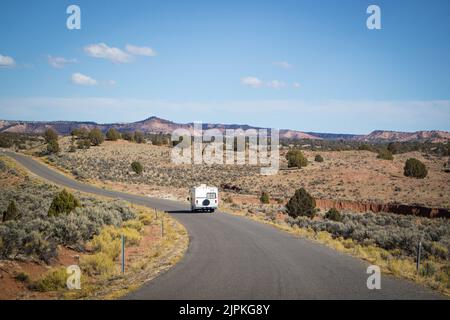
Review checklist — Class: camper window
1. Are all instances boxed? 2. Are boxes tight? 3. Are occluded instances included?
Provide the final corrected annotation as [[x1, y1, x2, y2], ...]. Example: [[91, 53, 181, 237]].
[[206, 192, 216, 199]]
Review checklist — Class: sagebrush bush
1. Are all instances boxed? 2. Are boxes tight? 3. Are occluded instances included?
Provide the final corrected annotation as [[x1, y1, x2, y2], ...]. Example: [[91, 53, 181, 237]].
[[285, 188, 316, 218], [0, 163, 139, 263], [404, 158, 428, 178], [286, 211, 450, 260], [22, 231, 58, 263], [76, 139, 91, 150]]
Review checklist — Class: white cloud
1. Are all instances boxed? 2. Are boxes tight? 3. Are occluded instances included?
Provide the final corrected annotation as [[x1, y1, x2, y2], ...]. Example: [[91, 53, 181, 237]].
[[273, 61, 293, 69], [0, 54, 15, 68], [71, 73, 98, 86], [48, 55, 77, 68], [267, 80, 286, 89], [125, 44, 157, 57], [293, 82, 301, 88], [241, 76, 264, 88], [84, 43, 132, 64], [242, 77, 293, 89]]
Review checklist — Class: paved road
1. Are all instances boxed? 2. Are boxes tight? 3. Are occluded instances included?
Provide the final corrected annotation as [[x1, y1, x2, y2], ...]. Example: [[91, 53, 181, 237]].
[[2, 150, 445, 300]]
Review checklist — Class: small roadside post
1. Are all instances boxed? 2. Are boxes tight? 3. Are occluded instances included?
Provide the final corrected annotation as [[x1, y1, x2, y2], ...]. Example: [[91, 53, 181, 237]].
[[155, 208, 158, 220], [121, 234, 125, 275], [161, 217, 164, 238], [416, 240, 422, 275]]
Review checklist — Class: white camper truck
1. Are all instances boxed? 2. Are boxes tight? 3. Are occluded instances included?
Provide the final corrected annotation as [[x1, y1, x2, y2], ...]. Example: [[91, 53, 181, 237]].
[[189, 184, 218, 212]]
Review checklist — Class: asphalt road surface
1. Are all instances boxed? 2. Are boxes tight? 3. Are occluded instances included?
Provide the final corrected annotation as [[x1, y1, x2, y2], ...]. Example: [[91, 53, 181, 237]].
[[2, 150, 445, 300]]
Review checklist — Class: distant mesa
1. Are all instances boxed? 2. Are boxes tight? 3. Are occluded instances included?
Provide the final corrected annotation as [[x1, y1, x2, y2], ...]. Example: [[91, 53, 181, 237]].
[[0, 117, 449, 142]]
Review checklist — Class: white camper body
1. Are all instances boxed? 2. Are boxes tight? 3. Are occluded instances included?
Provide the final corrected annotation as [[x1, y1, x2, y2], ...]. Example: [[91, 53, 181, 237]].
[[190, 184, 218, 212]]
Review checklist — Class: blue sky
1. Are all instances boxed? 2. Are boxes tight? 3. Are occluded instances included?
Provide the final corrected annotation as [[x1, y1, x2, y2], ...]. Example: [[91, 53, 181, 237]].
[[0, 0, 449, 134]]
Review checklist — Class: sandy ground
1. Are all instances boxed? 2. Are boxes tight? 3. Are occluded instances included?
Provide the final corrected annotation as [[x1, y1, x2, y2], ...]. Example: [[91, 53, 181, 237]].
[[47, 138, 450, 209]]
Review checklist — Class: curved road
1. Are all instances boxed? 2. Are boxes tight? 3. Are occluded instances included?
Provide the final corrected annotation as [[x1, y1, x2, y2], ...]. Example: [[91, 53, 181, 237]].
[[2, 151, 444, 300]]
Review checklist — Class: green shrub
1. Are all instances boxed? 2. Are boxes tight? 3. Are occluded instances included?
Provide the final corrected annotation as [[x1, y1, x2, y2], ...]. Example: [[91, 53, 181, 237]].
[[325, 208, 342, 222], [122, 131, 134, 142], [77, 139, 91, 149], [404, 158, 428, 179], [260, 191, 270, 204], [71, 127, 89, 138], [43, 129, 58, 143], [387, 142, 400, 154], [285, 188, 316, 218], [314, 154, 324, 162], [47, 139, 60, 154], [3, 200, 19, 222], [106, 128, 121, 141], [377, 149, 393, 160], [0, 135, 13, 148], [68, 144, 77, 153], [71, 128, 81, 136], [131, 161, 143, 175], [134, 131, 145, 144], [14, 272, 30, 283], [257, 191, 269, 204], [48, 189, 80, 216], [88, 128, 105, 146], [286, 149, 308, 168], [358, 144, 373, 151]]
